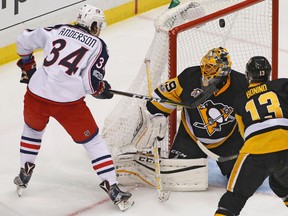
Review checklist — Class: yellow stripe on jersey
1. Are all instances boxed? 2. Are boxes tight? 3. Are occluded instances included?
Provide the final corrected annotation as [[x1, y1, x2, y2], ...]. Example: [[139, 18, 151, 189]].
[[150, 77, 183, 113], [235, 114, 245, 138], [214, 214, 226, 216], [227, 153, 248, 192], [240, 129, 288, 154], [159, 77, 183, 102], [214, 74, 231, 96]]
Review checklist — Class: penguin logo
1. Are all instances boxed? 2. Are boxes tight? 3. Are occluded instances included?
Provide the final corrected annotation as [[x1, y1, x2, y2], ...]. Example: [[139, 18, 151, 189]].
[[193, 100, 235, 136]]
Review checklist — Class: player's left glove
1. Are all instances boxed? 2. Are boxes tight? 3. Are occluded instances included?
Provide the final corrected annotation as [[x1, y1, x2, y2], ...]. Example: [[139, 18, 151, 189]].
[[17, 55, 36, 84], [92, 80, 114, 99]]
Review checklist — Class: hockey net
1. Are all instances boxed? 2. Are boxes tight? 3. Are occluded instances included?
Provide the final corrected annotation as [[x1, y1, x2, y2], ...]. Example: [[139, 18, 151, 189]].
[[102, 0, 278, 158]]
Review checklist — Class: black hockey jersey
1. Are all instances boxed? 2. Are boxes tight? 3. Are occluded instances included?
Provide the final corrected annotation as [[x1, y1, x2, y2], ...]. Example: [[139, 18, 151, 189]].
[[234, 78, 288, 154], [147, 66, 248, 148]]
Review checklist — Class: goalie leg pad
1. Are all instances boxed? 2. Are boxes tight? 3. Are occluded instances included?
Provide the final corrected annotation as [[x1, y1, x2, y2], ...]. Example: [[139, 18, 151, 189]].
[[115, 153, 208, 191]]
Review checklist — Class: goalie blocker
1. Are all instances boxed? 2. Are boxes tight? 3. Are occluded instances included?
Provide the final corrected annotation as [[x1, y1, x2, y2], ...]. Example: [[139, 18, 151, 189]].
[[115, 153, 208, 191]]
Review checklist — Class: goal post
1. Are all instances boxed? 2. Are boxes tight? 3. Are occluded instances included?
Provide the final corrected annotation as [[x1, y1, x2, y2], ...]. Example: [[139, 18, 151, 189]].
[[102, 0, 279, 158]]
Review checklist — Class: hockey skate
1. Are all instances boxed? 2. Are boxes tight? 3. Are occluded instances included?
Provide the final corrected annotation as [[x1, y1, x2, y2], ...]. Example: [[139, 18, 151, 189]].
[[99, 180, 134, 211], [13, 162, 35, 197]]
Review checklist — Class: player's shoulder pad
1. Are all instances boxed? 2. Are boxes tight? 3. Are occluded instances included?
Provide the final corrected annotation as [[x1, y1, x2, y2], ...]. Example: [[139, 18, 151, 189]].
[[97, 37, 108, 48], [44, 24, 67, 31], [269, 78, 288, 89], [181, 65, 201, 73], [230, 69, 248, 82], [273, 78, 288, 83], [178, 66, 202, 83], [230, 69, 245, 77], [179, 66, 201, 77]]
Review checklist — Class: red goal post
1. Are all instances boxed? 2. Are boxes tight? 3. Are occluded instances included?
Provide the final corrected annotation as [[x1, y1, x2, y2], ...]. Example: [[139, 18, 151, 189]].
[[167, 0, 279, 147]]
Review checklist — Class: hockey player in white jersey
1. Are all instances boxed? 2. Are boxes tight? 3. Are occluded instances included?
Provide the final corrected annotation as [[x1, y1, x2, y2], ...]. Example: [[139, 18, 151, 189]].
[[13, 4, 133, 211]]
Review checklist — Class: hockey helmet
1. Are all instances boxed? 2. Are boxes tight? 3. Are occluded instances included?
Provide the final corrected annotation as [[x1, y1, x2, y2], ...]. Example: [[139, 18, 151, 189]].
[[77, 4, 106, 31], [246, 56, 271, 83], [200, 47, 232, 86]]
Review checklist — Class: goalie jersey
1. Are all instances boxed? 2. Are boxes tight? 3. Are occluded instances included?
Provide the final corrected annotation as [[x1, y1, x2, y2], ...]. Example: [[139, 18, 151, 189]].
[[234, 78, 288, 154], [147, 66, 248, 148], [16, 24, 109, 102]]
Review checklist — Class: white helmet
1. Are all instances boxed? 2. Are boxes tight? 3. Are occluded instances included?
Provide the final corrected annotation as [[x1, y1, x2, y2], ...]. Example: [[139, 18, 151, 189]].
[[77, 4, 106, 31]]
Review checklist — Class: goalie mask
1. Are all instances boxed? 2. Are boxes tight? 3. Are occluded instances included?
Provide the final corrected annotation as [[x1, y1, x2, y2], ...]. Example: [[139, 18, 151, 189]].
[[77, 4, 107, 35], [200, 47, 232, 87], [245, 56, 271, 84]]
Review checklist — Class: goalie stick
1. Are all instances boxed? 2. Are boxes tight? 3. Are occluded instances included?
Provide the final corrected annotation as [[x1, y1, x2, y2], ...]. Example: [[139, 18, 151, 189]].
[[196, 140, 238, 162], [145, 58, 170, 202]]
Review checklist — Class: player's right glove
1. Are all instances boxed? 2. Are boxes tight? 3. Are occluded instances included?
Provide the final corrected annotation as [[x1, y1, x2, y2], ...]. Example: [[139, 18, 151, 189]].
[[92, 80, 114, 99], [17, 55, 36, 84]]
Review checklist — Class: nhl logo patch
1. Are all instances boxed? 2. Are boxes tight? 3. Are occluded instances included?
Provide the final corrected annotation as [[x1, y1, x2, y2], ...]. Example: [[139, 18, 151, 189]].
[[84, 130, 91, 136], [191, 88, 203, 98]]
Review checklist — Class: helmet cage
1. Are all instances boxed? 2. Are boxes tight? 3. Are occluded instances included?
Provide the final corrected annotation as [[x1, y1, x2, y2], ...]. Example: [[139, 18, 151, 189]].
[[200, 47, 231, 86]]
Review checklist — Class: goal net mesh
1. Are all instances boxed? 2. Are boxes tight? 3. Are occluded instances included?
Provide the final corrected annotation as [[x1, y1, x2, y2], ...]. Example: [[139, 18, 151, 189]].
[[102, 0, 274, 158]]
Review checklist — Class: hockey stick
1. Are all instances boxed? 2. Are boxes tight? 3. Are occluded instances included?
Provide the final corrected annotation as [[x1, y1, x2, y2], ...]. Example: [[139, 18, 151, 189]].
[[195, 140, 238, 162], [145, 58, 153, 96], [145, 58, 170, 202], [109, 75, 223, 109], [152, 139, 171, 202], [110, 89, 199, 109]]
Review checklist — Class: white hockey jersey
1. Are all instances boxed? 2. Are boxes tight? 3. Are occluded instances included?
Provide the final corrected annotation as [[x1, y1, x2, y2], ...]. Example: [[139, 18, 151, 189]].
[[16, 24, 109, 102]]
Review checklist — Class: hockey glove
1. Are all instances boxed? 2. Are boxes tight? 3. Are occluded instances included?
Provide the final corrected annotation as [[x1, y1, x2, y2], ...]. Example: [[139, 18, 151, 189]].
[[92, 80, 114, 99], [17, 55, 36, 84]]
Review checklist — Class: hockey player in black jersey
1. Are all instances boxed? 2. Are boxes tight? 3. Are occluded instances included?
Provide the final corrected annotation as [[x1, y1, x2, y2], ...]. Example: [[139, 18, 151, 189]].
[[214, 56, 288, 215], [146, 47, 248, 178]]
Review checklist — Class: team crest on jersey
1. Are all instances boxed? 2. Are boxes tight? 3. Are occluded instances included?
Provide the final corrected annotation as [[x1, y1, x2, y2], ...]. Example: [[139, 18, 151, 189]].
[[191, 88, 203, 98], [193, 100, 235, 136]]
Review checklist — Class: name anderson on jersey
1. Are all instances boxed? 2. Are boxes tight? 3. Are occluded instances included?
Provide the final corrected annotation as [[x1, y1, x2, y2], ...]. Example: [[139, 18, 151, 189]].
[[58, 27, 97, 48]]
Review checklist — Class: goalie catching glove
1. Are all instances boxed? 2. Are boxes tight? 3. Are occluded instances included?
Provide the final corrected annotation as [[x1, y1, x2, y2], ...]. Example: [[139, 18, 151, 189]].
[[131, 107, 167, 152], [17, 55, 36, 84]]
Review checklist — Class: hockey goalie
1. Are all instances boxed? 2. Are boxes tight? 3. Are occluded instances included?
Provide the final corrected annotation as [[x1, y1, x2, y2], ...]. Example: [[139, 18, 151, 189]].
[[114, 46, 245, 202]]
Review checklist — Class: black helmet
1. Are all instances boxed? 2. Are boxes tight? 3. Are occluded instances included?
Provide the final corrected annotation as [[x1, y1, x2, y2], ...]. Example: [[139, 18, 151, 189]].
[[246, 56, 271, 83]]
